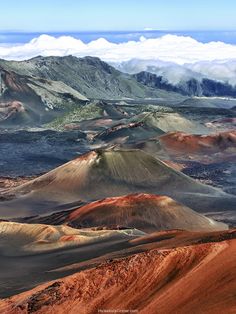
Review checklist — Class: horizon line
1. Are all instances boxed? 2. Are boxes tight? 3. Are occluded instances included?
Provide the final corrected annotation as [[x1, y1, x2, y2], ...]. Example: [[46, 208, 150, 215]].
[[1, 29, 236, 33]]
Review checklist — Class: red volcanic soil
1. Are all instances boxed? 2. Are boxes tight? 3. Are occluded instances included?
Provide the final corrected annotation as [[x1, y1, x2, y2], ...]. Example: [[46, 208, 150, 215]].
[[3, 71, 31, 94], [1, 229, 235, 314], [0, 101, 25, 120], [159, 130, 236, 155], [66, 193, 227, 232]]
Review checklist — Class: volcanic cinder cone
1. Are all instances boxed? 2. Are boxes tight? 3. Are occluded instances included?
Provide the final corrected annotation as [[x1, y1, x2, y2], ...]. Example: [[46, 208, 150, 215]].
[[66, 193, 227, 232], [0, 149, 235, 218]]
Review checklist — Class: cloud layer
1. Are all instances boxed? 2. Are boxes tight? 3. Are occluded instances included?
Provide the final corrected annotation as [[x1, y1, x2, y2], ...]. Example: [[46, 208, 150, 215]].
[[1, 34, 236, 63], [115, 58, 236, 86], [1, 34, 236, 85]]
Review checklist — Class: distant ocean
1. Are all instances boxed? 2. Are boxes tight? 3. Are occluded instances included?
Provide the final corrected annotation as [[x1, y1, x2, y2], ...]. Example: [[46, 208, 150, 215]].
[[1, 30, 236, 44]]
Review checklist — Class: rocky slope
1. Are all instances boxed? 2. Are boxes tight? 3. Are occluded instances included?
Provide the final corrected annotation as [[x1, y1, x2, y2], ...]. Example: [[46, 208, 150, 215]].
[[0, 56, 181, 101]]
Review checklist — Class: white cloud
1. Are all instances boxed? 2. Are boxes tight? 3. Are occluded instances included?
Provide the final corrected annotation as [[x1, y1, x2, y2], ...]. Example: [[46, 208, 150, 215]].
[[186, 61, 236, 85], [1, 34, 236, 85], [114, 58, 236, 85], [1, 34, 236, 63]]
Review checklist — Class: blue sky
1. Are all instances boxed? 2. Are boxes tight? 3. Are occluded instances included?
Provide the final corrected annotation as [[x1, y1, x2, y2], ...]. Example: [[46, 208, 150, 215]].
[[0, 0, 235, 31]]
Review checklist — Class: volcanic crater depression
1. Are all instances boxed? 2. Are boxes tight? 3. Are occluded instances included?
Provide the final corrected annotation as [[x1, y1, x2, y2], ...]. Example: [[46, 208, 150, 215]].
[[0, 55, 235, 314]]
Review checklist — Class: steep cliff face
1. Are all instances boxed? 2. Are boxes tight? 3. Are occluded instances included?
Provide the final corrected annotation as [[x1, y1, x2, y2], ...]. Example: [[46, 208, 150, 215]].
[[133, 70, 236, 97]]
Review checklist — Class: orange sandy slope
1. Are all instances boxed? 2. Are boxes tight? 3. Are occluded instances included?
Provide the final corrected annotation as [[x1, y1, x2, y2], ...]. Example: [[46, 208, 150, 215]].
[[1, 229, 235, 314]]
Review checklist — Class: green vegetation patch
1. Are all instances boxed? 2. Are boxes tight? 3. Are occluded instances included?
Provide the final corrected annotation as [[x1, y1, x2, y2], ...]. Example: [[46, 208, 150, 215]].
[[45, 102, 103, 130]]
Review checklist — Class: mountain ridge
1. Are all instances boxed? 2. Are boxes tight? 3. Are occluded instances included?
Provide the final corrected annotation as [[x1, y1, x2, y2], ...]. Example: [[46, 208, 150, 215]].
[[133, 70, 236, 98], [0, 56, 181, 100]]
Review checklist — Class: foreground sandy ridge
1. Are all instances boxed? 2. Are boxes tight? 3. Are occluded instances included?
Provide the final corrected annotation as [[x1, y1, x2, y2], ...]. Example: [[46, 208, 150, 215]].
[[1, 229, 235, 314]]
